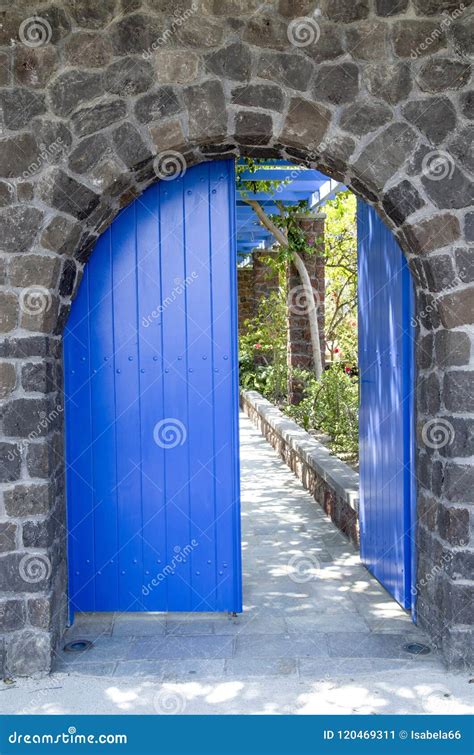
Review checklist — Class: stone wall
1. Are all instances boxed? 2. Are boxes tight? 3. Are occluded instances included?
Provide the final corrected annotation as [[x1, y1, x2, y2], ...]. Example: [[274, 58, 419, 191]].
[[237, 251, 279, 335], [0, 0, 472, 672], [237, 266, 254, 333]]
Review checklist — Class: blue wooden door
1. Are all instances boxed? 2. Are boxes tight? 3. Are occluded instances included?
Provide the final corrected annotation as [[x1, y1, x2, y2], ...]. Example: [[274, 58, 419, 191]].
[[358, 201, 415, 610], [64, 160, 242, 615]]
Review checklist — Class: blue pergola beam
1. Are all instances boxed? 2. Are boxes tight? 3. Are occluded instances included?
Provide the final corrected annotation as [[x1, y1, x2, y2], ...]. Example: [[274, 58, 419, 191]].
[[239, 169, 329, 183], [236, 160, 346, 254]]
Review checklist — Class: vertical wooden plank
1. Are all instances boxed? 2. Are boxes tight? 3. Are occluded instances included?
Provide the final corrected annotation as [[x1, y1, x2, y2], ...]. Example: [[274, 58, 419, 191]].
[[357, 201, 369, 572], [209, 160, 242, 612], [159, 177, 192, 611], [136, 185, 168, 611], [111, 204, 144, 612], [88, 230, 119, 611], [403, 260, 416, 614], [64, 265, 96, 614], [183, 163, 219, 611]]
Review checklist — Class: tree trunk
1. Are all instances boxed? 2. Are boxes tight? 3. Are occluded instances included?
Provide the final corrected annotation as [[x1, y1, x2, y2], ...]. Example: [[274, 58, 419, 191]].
[[242, 197, 323, 379]]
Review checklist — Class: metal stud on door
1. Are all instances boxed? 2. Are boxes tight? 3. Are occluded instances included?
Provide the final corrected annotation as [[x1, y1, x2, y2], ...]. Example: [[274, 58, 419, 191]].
[[64, 161, 242, 616]]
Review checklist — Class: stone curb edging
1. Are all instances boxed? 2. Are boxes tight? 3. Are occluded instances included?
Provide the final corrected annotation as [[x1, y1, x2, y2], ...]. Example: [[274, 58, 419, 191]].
[[240, 389, 360, 547]]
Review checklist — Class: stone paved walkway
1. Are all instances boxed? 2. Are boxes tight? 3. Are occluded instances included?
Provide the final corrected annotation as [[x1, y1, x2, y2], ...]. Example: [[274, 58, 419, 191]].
[[3, 414, 472, 714]]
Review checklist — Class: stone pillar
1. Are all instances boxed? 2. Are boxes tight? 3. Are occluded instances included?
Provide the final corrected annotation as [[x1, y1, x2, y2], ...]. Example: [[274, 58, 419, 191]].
[[237, 267, 254, 334], [287, 214, 325, 404], [251, 249, 279, 365], [236, 251, 279, 336], [253, 249, 279, 305]]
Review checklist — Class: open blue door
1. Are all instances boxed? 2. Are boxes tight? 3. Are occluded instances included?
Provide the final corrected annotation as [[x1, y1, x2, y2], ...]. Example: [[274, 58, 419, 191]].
[[358, 201, 415, 611], [64, 160, 242, 615]]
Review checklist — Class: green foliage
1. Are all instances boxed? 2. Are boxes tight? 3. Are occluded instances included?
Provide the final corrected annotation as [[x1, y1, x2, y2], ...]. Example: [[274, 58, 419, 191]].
[[236, 157, 290, 197], [239, 289, 287, 404], [285, 366, 359, 458], [323, 191, 358, 365]]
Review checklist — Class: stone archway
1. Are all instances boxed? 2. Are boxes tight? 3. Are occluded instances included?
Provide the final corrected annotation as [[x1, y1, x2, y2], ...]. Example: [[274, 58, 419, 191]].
[[0, 0, 472, 674]]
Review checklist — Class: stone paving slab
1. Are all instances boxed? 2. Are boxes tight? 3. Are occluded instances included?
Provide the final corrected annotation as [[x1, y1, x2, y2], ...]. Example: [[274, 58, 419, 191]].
[[224, 657, 298, 678], [298, 657, 440, 678], [164, 620, 219, 636], [327, 632, 434, 660], [234, 634, 330, 659], [125, 635, 235, 661], [285, 610, 369, 634], [212, 613, 288, 635], [57, 638, 133, 664], [113, 659, 226, 680], [53, 661, 118, 677], [65, 620, 114, 639]]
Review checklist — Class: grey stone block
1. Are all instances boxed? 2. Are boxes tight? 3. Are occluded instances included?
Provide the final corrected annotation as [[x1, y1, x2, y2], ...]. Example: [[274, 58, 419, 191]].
[[126, 635, 235, 660], [48, 70, 103, 117], [234, 633, 329, 658], [6, 630, 51, 676]]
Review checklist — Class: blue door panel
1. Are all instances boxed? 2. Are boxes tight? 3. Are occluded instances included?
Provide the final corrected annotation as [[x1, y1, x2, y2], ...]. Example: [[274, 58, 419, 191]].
[[358, 201, 414, 610], [64, 160, 242, 615]]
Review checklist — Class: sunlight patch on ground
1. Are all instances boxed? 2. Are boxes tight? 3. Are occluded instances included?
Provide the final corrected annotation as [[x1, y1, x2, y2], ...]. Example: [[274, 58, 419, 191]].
[[105, 686, 141, 711], [297, 682, 388, 715]]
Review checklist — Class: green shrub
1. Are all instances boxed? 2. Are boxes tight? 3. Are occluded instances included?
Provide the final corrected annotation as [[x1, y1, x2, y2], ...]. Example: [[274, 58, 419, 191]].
[[239, 289, 288, 404], [285, 366, 359, 457]]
